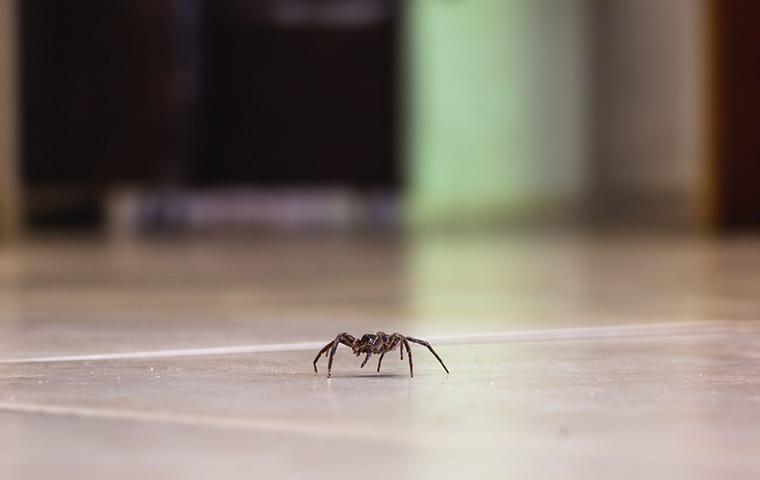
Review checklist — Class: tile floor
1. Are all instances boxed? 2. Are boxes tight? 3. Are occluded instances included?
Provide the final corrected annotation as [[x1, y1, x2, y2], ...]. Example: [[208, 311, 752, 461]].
[[1, 233, 759, 479]]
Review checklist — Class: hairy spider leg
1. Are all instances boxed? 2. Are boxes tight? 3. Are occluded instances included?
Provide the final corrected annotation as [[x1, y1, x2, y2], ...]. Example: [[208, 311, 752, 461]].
[[389, 334, 403, 361], [314, 333, 355, 374], [391, 333, 404, 361], [327, 341, 340, 378], [376, 352, 386, 372], [313, 340, 335, 373], [360, 351, 373, 368], [361, 333, 384, 368], [377, 335, 403, 373], [401, 337, 414, 377], [326, 333, 354, 378], [406, 336, 450, 374]]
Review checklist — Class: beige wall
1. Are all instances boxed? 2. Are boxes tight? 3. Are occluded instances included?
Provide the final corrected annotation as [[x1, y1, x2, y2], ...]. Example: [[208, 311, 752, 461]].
[[0, 0, 20, 239], [592, 0, 708, 227]]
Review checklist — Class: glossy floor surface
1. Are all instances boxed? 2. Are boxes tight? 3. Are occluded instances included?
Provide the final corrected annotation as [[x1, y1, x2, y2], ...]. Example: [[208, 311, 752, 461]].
[[1, 233, 759, 479]]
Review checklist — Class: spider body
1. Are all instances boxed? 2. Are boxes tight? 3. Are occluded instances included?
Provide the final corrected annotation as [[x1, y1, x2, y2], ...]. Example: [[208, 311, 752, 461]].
[[313, 332, 449, 378]]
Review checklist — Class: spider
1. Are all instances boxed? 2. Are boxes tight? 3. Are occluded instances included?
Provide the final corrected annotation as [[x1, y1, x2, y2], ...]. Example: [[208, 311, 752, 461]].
[[313, 332, 449, 378]]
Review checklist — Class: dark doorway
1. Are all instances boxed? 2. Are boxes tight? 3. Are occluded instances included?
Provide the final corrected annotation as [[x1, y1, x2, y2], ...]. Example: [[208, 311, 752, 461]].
[[711, 1, 760, 229], [194, 0, 398, 188], [20, 0, 399, 228]]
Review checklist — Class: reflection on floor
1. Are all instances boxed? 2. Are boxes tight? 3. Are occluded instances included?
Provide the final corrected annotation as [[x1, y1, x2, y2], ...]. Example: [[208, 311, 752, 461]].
[[1, 233, 759, 479]]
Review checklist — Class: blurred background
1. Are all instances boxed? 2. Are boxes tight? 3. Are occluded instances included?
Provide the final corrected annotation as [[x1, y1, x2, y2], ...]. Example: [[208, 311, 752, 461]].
[[4, 3, 760, 479], [0, 0, 757, 237]]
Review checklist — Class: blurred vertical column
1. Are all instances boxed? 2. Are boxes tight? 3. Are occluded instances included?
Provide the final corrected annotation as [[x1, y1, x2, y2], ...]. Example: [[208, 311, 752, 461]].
[[710, 2, 760, 229], [405, 0, 592, 328], [591, 0, 709, 228], [404, 0, 591, 227], [0, 0, 20, 240]]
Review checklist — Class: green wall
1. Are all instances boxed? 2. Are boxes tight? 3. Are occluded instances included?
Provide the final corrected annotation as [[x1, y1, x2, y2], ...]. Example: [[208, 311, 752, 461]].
[[405, 0, 589, 226]]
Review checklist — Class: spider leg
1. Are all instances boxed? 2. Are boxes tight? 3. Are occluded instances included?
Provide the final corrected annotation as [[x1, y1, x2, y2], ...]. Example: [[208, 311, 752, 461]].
[[388, 333, 403, 360], [313, 340, 335, 373], [327, 333, 348, 378], [339, 334, 356, 347], [401, 337, 414, 377], [360, 351, 373, 368], [361, 334, 384, 368], [406, 336, 450, 374], [376, 352, 386, 373]]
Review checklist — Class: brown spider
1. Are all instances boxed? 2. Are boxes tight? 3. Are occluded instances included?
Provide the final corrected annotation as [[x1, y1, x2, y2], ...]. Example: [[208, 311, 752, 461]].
[[313, 332, 449, 378]]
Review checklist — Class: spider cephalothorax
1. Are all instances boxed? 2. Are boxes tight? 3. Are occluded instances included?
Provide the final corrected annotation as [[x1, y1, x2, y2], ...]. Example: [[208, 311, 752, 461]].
[[313, 331, 449, 378]]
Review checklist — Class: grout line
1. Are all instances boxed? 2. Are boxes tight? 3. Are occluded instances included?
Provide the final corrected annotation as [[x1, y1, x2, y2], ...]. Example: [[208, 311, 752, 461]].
[[0, 401, 497, 450], [0, 320, 744, 365], [427, 320, 740, 345], [0, 342, 327, 364], [0, 401, 399, 445]]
